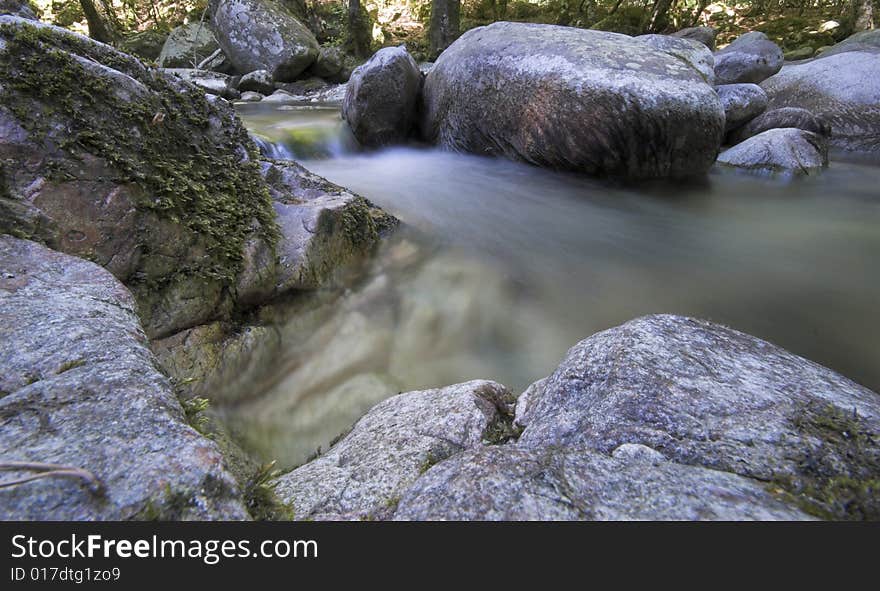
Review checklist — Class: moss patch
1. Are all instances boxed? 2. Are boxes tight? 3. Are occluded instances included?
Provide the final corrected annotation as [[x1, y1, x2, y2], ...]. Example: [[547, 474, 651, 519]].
[[771, 403, 880, 520]]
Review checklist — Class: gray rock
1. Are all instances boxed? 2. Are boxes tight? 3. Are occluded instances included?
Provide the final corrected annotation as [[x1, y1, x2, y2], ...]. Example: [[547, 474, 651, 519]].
[[157, 22, 220, 68], [814, 29, 880, 60], [261, 159, 397, 293], [343, 45, 421, 147], [670, 26, 717, 50], [421, 22, 724, 180], [120, 29, 168, 61], [714, 31, 783, 85], [716, 128, 827, 175], [0, 17, 278, 339], [161, 68, 238, 99], [262, 89, 298, 103], [761, 51, 880, 153], [238, 69, 274, 95], [0, 236, 249, 520], [784, 46, 814, 61], [210, 0, 319, 82], [274, 380, 516, 519], [197, 47, 237, 75], [239, 90, 264, 102], [308, 45, 355, 83], [728, 107, 830, 145], [636, 34, 716, 84], [0, 0, 36, 20], [716, 83, 768, 133], [393, 445, 811, 520]]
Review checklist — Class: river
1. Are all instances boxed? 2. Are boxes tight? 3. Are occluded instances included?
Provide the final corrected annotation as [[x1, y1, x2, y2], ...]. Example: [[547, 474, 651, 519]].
[[230, 101, 880, 468]]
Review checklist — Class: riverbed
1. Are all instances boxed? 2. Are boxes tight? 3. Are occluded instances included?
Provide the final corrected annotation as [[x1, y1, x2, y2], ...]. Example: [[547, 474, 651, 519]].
[[231, 101, 880, 468]]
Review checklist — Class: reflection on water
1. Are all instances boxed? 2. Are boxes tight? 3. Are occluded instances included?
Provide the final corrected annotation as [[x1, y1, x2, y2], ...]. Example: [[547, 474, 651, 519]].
[[233, 104, 880, 468]]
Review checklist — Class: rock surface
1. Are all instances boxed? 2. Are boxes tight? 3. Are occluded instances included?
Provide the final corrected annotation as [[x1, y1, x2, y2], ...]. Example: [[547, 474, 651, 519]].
[[276, 314, 880, 520], [671, 26, 716, 50], [308, 45, 355, 83], [636, 33, 716, 84], [0, 17, 278, 339], [420, 22, 724, 179], [728, 107, 830, 145], [761, 50, 880, 153], [343, 46, 422, 147], [0, 0, 36, 20], [238, 69, 275, 94], [161, 68, 239, 99], [0, 236, 249, 520], [210, 0, 319, 81], [814, 29, 880, 59], [157, 22, 220, 68], [716, 83, 768, 133], [714, 31, 783, 85], [717, 128, 827, 174]]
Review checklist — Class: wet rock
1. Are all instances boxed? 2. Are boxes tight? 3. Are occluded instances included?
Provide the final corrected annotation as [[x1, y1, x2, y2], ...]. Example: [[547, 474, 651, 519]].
[[670, 26, 717, 50], [421, 22, 724, 180], [274, 380, 516, 519], [714, 31, 783, 85], [157, 22, 219, 68], [210, 0, 319, 82], [761, 50, 880, 154], [239, 69, 274, 95], [343, 45, 421, 147], [0, 236, 249, 520], [716, 83, 768, 133], [728, 107, 830, 145], [0, 17, 278, 338], [161, 68, 238, 99], [716, 128, 827, 175]]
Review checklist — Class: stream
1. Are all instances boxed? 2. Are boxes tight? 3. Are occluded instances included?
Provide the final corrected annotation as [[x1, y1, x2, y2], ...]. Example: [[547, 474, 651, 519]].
[[231, 101, 880, 468]]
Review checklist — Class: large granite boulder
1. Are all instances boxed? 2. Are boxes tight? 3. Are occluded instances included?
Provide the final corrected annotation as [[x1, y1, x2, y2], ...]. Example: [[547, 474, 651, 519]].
[[0, 16, 278, 339], [716, 83, 768, 133], [761, 50, 880, 154], [728, 107, 830, 145], [210, 0, 319, 82], [716, 128, 827, 175], [420, 22, 724, 180], [276, 315, 880, 520], [714, 31, 783, 85], [157, 22, 220, 68], [343, 46, 422, 147], [0, 236, 249, 520]]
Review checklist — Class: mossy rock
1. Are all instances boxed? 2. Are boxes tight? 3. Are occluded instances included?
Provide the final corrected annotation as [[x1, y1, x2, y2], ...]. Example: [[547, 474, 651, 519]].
[[0, 16, 278, 338]]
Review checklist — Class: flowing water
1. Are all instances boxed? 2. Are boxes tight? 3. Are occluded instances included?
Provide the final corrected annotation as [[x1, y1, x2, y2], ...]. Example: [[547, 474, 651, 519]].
[[233, 102, 880, 468]]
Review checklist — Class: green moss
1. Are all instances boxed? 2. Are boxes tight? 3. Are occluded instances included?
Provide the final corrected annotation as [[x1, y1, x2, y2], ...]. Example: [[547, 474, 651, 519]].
[[243, 461, 296, 521], [56, 358, 86, 374], [770, 403, 880, 520], [0, 20, 279, 305], [181, 396, 211, 434], [418, 451, 439, 475]]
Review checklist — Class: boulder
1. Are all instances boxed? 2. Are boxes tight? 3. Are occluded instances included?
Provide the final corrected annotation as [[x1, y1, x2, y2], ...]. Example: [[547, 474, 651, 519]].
[[343, 45, 421, 148], [716, 128, 827, 175], [716, 83, 768, 133], [0, 17, 278, 338], [210, 0, 319, 82], [728, 107, 830, 145], [277, 315, 880, 520], [261, 159, 397, 293], [670, 26, 717, 50], [814, 29, 880, 60], [161, 68, 239, 99], [308, 45, 355, 83], [784, 46, 814, 61], [714, 31, 783, 85], [0, 0, 36, 19], [119, 29, 169, 61], [157, 22, 220, 68], [239, 90, 264, 102], [635, 34, 716, 84], [421, 22, 724, 180], [0, 236, 249, 520], [239, 69, 275, 95], [274, 381, 517, 520], [761, 51, 880, 153]]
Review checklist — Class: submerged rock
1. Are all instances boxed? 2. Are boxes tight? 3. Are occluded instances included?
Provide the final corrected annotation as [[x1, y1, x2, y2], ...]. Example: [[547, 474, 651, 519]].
[[421, 22, 724, 180], [343, 46, 421, 148], [157, 22, 220, 68], [0, 236, 249, 520], [277, 314, 880, 520], [728, 107, 830, 145], [761, 50, 880, 154], [716, 128, 827, 175], [714, 31, 783, 85], [210, 0, 318, 82], [716, 83, 768, 133], [0, 17, 278, 338]]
